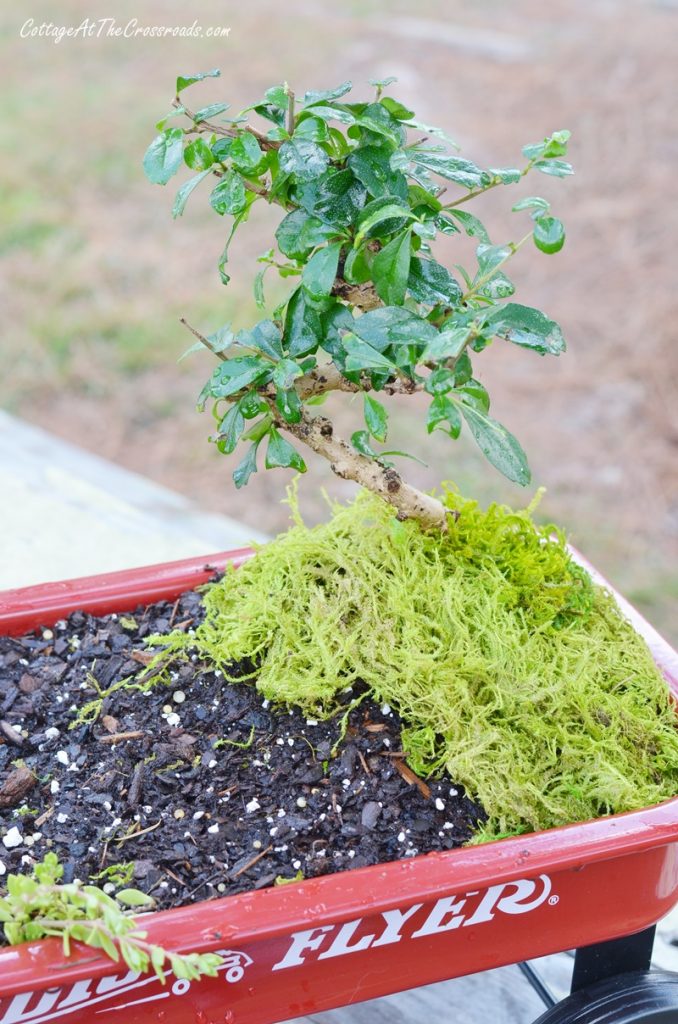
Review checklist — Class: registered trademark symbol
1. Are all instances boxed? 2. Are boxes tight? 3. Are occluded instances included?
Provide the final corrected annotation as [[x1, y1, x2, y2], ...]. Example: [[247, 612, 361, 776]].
[[548, 895, 560, 906]]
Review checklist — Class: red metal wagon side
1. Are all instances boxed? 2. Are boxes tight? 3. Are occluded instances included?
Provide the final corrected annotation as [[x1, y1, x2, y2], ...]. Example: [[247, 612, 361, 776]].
[[0, 550, 677, 1024]]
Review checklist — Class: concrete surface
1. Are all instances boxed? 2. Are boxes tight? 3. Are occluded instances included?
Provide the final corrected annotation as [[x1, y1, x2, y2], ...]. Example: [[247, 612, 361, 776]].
[[0, 412, 675, 1019], [0, 410, 265, 588]]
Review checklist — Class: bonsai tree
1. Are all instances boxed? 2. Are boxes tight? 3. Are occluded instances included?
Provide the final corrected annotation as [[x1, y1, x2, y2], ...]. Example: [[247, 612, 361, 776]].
[[144, 71, 571, 528]]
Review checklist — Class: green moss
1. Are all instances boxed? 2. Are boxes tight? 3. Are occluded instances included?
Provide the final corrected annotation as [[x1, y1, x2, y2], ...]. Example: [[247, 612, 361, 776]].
[[149, 484, 678, 839]]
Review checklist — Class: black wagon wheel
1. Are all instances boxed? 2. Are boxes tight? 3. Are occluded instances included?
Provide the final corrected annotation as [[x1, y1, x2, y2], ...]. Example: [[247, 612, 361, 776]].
[[532, 970, 678, 1024]]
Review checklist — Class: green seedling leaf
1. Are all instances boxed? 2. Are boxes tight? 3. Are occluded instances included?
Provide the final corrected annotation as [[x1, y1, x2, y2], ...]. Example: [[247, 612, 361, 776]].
[[143, 129, 184, 185], [115, 889, 155, 908], [533, 215, 565, 254]]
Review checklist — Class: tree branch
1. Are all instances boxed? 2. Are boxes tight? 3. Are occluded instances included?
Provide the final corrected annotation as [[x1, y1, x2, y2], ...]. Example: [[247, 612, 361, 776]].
[[268, 406, 448, 530]]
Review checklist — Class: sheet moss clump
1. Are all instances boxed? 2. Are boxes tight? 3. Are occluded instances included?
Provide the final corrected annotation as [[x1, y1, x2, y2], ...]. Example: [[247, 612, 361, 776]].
[[152, 486, 678, 839]]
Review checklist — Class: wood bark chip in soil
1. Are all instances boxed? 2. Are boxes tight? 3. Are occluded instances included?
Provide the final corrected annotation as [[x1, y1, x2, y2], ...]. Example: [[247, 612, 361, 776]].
[[0, 585, 485, 915]]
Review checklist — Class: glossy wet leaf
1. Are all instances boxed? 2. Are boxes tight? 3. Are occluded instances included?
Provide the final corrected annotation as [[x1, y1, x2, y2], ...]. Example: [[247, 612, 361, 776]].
[[233, 442, 260, 488], [303, 82, 353, 105], [352, 306, 438, 351], [302, 243, 341, 298], [427, 395, 461, 438], [176, 69, 220, 93], [456, 403, 531, 485], [278, 139, 330, 181], [343, 334, 396, 372], [408, 257, 461, 306], [184, 138, 214, 171], [276, 210, 337, 259], [266, 429, 307, 471], [194, 102, 229, 122], [172, 170, 211, 218], [284, 288, 323, 357], [372, 228, 412, 305], [533, 215, 565, 254], [488, 303, 565, 355], [408, 150, 486, 189], [294, 169, 367, 228], [143, 129, 184, 185], [216, 403, 245, 454], [236, 319, 283, 360], [209, 171, 247, 215], [534, 159, 573, 178], [348, 146, 409, 199], [364, 394, 388, 442]]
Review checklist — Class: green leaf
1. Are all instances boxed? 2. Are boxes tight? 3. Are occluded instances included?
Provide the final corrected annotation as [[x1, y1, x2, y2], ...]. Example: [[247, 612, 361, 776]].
[[266, 428, 307, 471], [457, 380, 490, 413], [446, 209, 493, 243], [278, 139, 329, 181], [354, 197, 415, 244], [275, 210, 337, 259], [369, 75, 398, 89], [408, 257, 461, 306], [236, 319, 283, 360], [533, 215, 565, 254], [242, 415, 273, 443], [534, 159, 573, 178], [272, 358, 303, 390], [427, 395, 461, 437], [409, 150, 486, 189], [253, 267, 266, 309], [143, 128, 184, 185], [294, 116, 330, 143], [303, 82, 353, 105], [194, 102, 229, 122], [216, 403, 245, 454], [351, 103, 405, 146], [172, 170, 211, 218], [284, 288, 322, 357], [401, 118, 459, 149], [209, 171, 247, 215], [372, 228, 412, 305], [487, 303, 565, 355], [476, 243, 511, 279], [230, 132, 265, 173], [455, 403, 531, 485], [184, 138, 214, 171], [478, 272, 515, 300], [115, 889, 155, 908], [352, 306, 438, 351], [351, 430, 378, 458], [348, 146, 408, 200], [380, 97, 416, 121], [421, 325, 470, 362], [211, 138, 233, 162], [488, 166, 522, 184], [293, 169, 366, 229], [233, 442, 260, 488], [343, 334, 396, 372], [523, 129, 570, 160], [208, 357, 271, 398], [276, 388, 303, 423], [364, 394, 388, 442], [300, 104, 356, 126], [512, 196, 550, 215], [176, 69, 220, 94], [302, 243, 341, 299], [425, 367, 455, 395], [343, 244, 372, 284]]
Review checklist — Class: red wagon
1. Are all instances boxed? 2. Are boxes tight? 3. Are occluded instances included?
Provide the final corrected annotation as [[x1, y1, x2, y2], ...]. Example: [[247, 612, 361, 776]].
[[1, 550, 677, 1024]]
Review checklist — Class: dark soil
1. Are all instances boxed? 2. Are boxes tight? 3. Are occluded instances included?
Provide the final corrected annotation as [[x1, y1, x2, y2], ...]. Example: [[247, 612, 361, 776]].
[[0, 585, 485, 913]]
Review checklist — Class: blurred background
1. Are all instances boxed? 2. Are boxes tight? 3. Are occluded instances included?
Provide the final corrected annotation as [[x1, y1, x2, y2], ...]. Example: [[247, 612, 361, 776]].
[[2, 0, 677, 641]]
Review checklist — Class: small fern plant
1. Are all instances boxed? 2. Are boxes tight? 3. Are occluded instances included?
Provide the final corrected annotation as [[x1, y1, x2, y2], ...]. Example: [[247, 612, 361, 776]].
[[0, 853, 221, 982], [145, 71, 572, 529]]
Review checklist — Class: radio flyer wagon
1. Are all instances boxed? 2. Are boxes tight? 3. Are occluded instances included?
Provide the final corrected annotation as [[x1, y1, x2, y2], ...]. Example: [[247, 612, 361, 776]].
[[1, 548, 677, 1024]]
